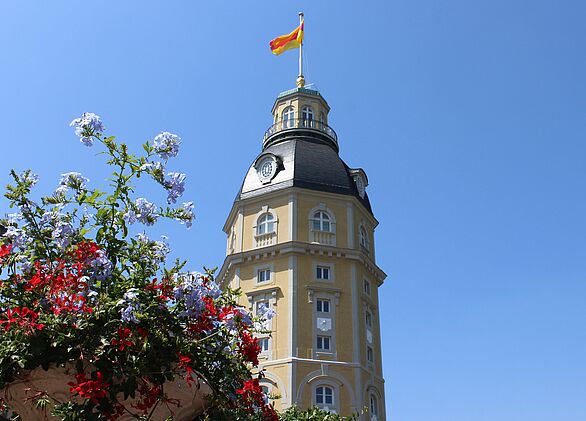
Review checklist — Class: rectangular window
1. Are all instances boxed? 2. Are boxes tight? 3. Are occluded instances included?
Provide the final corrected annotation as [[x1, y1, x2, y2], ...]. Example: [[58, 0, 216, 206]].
[[317, 335, 331, 351], [367, 346, 374, 363], [259, 337, 269, 353], [316, 266, 331, 280], [257, 269, 271, 283], [317, 299, 331, 313], [363, 279, 371, 296], [316, 386, 334, 405], [365, 311, 372, 328]]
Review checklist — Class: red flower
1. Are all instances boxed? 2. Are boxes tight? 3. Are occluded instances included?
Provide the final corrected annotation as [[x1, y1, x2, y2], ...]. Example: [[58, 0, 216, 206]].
[[236, 378, 278, 420], [177, 353, 197, 386], [238, 331, 261, 367], [131, 383, 161, 413], [0, 244, 11, 265], [110, 327, 134, 351], [68, 371, 110, 404], [0, 307, 44, 333]]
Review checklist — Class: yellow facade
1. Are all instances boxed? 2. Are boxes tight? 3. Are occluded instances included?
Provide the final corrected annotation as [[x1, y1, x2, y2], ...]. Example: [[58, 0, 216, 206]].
[[218, 88, 386, 420]]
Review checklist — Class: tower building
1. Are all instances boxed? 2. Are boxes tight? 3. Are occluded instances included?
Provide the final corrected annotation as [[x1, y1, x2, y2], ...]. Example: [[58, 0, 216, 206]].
[[218, 85, 386, 419]]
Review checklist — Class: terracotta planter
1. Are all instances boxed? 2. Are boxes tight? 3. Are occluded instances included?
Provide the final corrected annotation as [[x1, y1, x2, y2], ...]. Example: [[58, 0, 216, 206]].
[[1, 364, 212, 420]]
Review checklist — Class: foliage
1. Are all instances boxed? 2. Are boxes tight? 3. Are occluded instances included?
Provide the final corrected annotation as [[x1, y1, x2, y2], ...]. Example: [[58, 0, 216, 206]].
[[0, 114, 277, 420], [278, 406, 358, 420]]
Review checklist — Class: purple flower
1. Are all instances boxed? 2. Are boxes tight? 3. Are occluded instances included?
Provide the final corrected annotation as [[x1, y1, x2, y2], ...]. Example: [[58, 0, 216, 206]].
[[7, 213, 23, 224], [173, 272, 221, 320], [153, 236, 170, 263], [69, 112, 105, 146], [123, 209, 137, 225], [126, 198, 158, 226], [19, 170, 39, 187], [118, 288, 140, 323], [58, 172, 89, 191], [176, 201, 194, 229], [89, 250, 113, 281], [153, 132, 181, 160], [52, 222, 74, 248], [5, 226, 30, 250], [257, 303, 276, 321], [164, 172, 186, 204]]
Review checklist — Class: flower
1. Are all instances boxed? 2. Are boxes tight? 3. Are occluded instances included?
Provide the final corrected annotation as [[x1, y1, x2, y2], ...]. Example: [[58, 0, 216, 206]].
[[153, 132, 181, 160], [88, 250, 113, 281], [68, 371, 110, 404], [19, 170, 39, 187], [176, 201, 194, 229], [118, 288, 141, 324], [164, 172, 186, 204], [111, 327, 134, 351], [58, 172, 89, 191], [4, 225, 30, 250], [70, 112, 104, 146], [0, 244, 12, 265], [52, 221, 74, 248], [133, 198, 158, 226], [0, 307, 44, 333]]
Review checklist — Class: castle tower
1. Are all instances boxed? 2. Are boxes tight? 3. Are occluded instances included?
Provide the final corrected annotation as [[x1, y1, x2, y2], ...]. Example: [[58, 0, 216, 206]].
[[218, 85, 386, 420]]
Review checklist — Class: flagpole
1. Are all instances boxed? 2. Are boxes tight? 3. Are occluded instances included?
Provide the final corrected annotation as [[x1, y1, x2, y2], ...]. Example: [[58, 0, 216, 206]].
[[297, 12, 305, 88]]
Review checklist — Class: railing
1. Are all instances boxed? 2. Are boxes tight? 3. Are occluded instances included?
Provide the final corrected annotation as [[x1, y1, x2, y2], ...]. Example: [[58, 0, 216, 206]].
[[263, 118, 338, 145], [254, 232, 277, 248], [310, 230, 336, 246]]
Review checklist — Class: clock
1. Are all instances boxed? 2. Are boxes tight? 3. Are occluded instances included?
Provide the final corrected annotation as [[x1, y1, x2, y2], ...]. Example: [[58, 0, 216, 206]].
[[256, 155, 278, 184]]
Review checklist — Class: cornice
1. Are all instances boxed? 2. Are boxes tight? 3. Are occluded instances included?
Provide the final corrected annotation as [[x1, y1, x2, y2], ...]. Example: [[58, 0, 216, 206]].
[[217, 240, 387, 288]]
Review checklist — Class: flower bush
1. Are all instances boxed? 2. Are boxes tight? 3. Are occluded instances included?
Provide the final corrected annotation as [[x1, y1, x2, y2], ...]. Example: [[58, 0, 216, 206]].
[[0, 113, 277, 420]]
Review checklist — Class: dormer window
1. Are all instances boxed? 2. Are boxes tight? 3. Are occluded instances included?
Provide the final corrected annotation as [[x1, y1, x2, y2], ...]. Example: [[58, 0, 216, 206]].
[[302, 106, 314, 127], [282, 106, 295, 129]]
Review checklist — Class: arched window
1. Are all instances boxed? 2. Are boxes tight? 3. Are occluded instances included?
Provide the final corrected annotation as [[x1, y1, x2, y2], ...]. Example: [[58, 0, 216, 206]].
[[315, 385, 334, 408], [312, 211, 331, 232], [360, 225, 369, 250], [257, 213, 275, 235], [282, 107, 295, 129], [370, 394, 379, 420], [302, 106, 314, 127]]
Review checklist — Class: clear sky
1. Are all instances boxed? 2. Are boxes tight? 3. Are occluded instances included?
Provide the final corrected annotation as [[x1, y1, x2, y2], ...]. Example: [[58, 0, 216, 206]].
[[1, 1, 585, 420]]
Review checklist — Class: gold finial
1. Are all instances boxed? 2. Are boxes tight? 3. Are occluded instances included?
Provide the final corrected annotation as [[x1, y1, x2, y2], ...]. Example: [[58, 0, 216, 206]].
[[296, 75, 305, 88]]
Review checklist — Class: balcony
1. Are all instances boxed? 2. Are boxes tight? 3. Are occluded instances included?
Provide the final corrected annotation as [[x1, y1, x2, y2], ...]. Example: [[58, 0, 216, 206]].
[[310, 229, 336, 246], [263, 118, 338, 148], [255, 232, 277, 248]]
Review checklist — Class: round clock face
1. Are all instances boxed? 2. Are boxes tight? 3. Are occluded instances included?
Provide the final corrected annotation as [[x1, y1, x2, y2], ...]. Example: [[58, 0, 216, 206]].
[[257, 157, 277, 183], [261, 160, 274, 178]]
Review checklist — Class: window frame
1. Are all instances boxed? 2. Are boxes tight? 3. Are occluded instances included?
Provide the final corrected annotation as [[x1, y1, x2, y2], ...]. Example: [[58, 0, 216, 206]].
[[258, 337, 270, 353], [282, 106, 295, 128], [311, 210, 332, 232], [316, 265, 331, 281], [316, 298, 331, 314], [256, 268, 271, 284], [315, 385, 334, 406], [316, 335, 331, 351], [364, 279, 372, 296], [367, 345, 374, 364], [256, 213, 275, 236]]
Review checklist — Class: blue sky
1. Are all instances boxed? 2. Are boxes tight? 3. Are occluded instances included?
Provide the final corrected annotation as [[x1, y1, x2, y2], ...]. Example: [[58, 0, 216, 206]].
[[1, 1, 585, 420]]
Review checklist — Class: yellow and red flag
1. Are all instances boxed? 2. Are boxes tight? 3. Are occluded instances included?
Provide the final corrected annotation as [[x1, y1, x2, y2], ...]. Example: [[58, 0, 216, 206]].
[[270, 21, 304, 55]]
